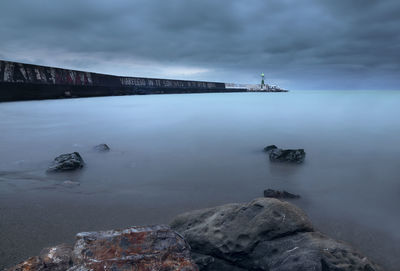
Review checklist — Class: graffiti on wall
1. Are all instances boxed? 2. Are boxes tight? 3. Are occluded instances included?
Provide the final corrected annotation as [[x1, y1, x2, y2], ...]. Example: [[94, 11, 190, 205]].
[[0, 60, 224, 90], [0, 61, 93, 86], [120, 77, 218, 89]]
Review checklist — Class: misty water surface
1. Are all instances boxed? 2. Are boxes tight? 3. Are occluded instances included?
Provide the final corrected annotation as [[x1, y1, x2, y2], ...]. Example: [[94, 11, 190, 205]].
[[0, 91, 399, 270]]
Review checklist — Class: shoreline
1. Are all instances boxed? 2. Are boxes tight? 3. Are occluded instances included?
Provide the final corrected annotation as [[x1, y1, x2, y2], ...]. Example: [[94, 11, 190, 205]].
[[4, 198, 385, 271]]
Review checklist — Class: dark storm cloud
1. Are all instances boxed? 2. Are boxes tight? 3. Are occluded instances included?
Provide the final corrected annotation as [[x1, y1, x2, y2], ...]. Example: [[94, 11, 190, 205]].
[[0, 0, 399, 89]]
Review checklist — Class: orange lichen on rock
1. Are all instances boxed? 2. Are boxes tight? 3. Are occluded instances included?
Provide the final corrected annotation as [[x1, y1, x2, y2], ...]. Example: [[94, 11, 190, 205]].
[[8, 226, 197, 271]]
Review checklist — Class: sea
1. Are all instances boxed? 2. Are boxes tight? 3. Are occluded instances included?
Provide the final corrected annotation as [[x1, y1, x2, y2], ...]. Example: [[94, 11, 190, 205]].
[[0, 91, 399, 270]]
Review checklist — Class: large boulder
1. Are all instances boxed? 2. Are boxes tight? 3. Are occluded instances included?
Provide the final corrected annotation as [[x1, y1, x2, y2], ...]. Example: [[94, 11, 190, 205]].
[[264, 145, 306, 163], [170, 198, 383, 271], [7, 225, 198, 271], [47, 152, 85, 172]]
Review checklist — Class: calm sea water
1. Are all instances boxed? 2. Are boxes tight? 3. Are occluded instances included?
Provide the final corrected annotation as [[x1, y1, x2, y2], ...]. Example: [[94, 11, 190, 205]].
[[0, 91, 399, 270]]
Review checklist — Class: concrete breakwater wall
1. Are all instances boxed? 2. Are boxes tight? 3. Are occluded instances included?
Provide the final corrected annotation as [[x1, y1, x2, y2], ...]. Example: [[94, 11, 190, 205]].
[[0, 60, 245, 102]]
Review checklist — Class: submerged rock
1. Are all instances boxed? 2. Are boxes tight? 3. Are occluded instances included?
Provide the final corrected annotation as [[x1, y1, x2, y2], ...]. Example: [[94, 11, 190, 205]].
[[264, 188, 300, 199], [264, 145, 306, 163], [62, 180, 80, 186], [8, 225, 198, 271], [170, 198, 383, 271], [93, 143, 110, 152], [264, 145, 279, 152], [47, 152, 84, 172]]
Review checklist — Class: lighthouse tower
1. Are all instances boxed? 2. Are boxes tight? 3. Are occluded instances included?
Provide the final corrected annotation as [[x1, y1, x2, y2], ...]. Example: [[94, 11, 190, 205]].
[[261, 72, 265, 90]]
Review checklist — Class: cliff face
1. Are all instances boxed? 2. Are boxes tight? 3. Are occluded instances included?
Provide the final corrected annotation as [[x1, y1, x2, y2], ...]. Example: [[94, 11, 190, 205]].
[[0, 60, 241, 102]]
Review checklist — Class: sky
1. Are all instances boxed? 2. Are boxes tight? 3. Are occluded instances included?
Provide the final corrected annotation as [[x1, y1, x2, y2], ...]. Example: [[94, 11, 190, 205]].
[[0, 0, 399, 90]]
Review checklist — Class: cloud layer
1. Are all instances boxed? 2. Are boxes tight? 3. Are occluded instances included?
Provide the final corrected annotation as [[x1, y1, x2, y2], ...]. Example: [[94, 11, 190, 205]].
[[1, 0, 399, 90]]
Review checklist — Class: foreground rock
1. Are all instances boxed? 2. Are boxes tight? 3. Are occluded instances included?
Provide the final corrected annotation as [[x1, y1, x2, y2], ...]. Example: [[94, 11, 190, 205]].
[[171, 198, 383, 271], [7, 244, 73, 271], [7, 199, 383, 271], [264, 188, 300, 199], [8, 225, 197, 271], [47, 152, 85, 172], [93, 143, 110, 152], [264, 145, 306, 163]]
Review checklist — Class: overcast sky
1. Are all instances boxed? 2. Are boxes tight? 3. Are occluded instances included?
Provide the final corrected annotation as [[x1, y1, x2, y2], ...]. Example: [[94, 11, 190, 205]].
[[0, 0, 399, 90]]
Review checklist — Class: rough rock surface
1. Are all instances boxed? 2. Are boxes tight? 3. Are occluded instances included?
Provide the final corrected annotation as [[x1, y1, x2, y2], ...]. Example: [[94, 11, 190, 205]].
[[264, 145, 306, 163], [191, 253, 246, 271], [47, 152, 85, 172], [264, 188, 300, 199], [6, 244, 72, 271], [93, 144, 110, 152], [170, 198, 383, 271], [8, 225, 198, 271]]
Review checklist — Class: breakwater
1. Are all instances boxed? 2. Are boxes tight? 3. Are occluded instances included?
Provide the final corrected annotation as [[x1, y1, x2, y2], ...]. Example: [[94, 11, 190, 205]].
[[0, 60, 246, 102]]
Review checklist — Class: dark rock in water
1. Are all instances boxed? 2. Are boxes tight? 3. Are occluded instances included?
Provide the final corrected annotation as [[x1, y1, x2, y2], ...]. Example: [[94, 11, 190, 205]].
[[264, 145, 306, 163], [170, 198, 383, 271], [264, 188, 300, 199], [93, 143, 110, 152], [47, 152, 84, 172], [264, 144, 278, 152], [7, 225, 198, 271]]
